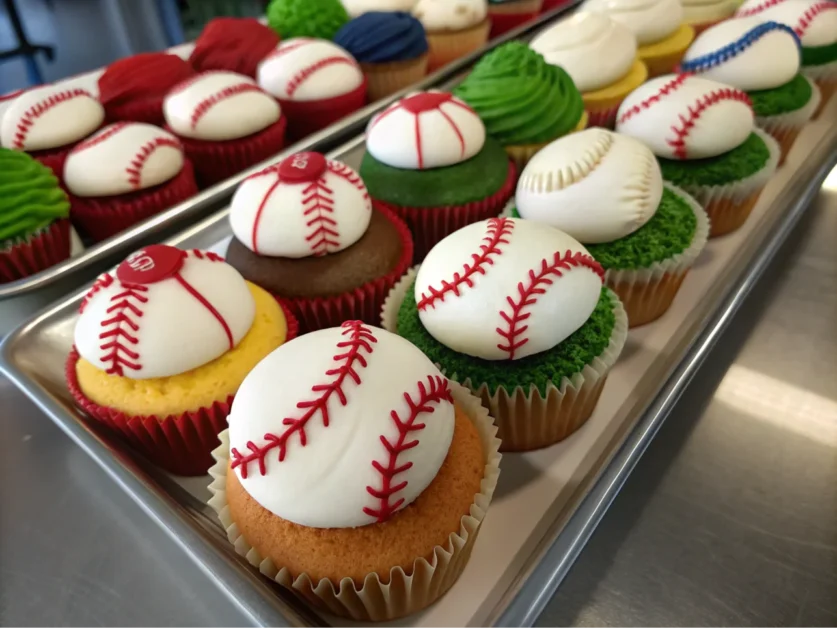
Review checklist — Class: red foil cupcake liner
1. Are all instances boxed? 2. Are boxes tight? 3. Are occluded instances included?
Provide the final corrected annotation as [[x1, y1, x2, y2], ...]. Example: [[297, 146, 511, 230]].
[[65, 300, 299, 476], [171, 116, 288, 188], [372, 159, 517, 263], [32, 145, 75, 181], [0, 219, 71, 283], [488, 10, 539, 38], [105, 97, 167, 126], [279, 78, 368, 143], [586, 104, 620, 130], [541, 0, 571, 10], [69, 159, 200, 243]]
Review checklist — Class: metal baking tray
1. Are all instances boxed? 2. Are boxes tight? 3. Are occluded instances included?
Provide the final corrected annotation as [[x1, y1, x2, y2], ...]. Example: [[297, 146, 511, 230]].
[[0, 2, 579, 336], [3, 87, 835, 624]]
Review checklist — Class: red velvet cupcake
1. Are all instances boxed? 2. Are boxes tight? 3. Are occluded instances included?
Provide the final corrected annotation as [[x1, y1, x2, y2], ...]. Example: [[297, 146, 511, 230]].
[[189, 17, 280, 79]]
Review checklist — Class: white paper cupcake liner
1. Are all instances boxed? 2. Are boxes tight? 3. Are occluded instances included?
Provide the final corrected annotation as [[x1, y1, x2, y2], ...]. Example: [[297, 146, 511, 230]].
[[207, 382, 501, 622], [802, 58, 837, 117], [756, 77, 820, 163], [382, 268, 629, 451]]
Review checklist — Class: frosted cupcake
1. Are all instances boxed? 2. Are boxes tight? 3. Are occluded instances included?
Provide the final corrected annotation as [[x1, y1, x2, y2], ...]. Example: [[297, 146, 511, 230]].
[[267, 0, 349, 39], [487, 0, 543, 37], [342, 0, 418, 15], [681, 0, 739, 33], [189, 17, 280, 79], [413, 0, 491, 71], [530, 12, 648, 128]]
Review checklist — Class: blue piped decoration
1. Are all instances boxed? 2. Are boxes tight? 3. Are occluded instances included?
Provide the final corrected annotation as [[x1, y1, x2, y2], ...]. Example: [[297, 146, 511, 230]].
[[680, 21, 802, 73]]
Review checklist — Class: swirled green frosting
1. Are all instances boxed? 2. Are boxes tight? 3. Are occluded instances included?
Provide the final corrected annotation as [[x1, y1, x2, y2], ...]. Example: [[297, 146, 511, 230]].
[[453, 42, 584, 146], [266, 0, 349, 41], [0, 148, 69, 245]]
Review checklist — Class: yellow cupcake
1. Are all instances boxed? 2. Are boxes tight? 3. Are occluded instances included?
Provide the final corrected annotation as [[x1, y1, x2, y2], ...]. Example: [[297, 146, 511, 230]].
[[505, 112, 588, 170]]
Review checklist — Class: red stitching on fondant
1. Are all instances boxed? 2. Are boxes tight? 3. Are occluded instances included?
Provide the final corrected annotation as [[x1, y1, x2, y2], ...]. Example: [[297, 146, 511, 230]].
[[189, 249, 224, 262], [173, 273, 234, 349], [286, 57, 356, 98], [795, 2, 836, 36], [496, 251, 604, 360], [124, 136, 182, 189], [167, 73, 209, 97], [251, 175, 283, 254], [73, 122, 130, 153], [617, 74, 692, 125], [737, 0, 787, 15], [12, 88, 94, 149], [363, 375, 452, 523], [80, 273, 114, 314], [230, 321, 377, 479], [190, 83, 263, 130], [417, 217, 514, 311], [667, 87, 752, 159], [263, 39, 313, 63], [0, 88, 24, 103], [98, 283, 149, 375], [367, 102, 401, 133], [326, 161, 369, 200], [437, 107, 465, 158], [303, 175, 339, 255]]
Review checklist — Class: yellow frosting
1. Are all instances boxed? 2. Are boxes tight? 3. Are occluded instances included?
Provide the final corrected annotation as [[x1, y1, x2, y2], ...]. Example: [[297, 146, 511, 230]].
[[638, 24, 696, 77], [583, 58, 649, 110]]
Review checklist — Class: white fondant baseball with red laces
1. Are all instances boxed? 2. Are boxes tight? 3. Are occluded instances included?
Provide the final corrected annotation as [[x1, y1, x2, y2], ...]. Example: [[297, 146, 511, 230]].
[[257, 38, 364, 101], [164, 71, 281, 141], [616, 74, 754, 159], [227, 321, 455, 528], [412, 0, 488, 31], [415, 217, 604, 361], [366, 91, 485, 170], [582, 0, 683, 45], [0, 84, 104, 151], [230, 151, 371, 258], [517, 129, 662, 244], [529, 12, 637, 93], [680, 17, 802, 91], [75, 245, 255, 380], [63, 123, 185, 197], [737, 0, 837, 48]]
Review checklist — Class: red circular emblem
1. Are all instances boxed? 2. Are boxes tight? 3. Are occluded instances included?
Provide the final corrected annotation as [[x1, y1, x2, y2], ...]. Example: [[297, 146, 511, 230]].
[[277, 151, 327, 183], [116, 244, 185, 285], [400, 91, 454, 114]]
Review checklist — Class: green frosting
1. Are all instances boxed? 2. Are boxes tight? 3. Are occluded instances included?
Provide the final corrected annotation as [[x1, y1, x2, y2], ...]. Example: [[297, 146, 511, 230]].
[[748, 73, 813, 117], [802, 40, 837, 66], [360, 135, 511, 207], [658, 132, 771, 188], [0, 148, 69, 246], [453, 42, 584, 146], [266, 0, 348, 40], [397, 283, 616, 396]]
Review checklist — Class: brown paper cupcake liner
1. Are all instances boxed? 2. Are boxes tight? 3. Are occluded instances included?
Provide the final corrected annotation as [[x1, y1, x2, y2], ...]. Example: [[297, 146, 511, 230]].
[[207, 380, 502, 621], [504, 111, 588, 170], [0, 219, 72, 283], [426, 19, 491, 72], [756, 77, 820, 166], [802, 58, 837, 119], [361, 55, 429, 102]]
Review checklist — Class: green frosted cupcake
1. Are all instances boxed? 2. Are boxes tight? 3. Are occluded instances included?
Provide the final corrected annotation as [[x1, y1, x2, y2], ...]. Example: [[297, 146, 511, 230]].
[[266, 0, 349, 40]]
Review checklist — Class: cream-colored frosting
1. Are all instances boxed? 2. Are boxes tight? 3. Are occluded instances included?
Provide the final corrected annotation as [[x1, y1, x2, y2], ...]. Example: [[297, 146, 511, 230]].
[[582, 0, 683, 45], [413, 0, 488, 31], [342, 0, 418, 16]]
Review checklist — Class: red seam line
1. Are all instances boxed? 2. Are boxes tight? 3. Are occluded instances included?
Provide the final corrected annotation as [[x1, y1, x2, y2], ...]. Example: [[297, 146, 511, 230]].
[[737, 0, 787, 15], [80, 273, 114, 313], [286, 57, 356, 97], [617, 73, 692, 126], [367, 102, 401, 133], [251, 174, 282, 255], [263, 39, 312, 64], [190, 83, 262, 130], [173, 273, 233, 349], [326, 161, 369, 199], [413, 113, 424, 169], [167, 73, 208, 97], [230, 321, 377, 479], [666, 87, 752, 159], [124, 137, 182, 189], [12, 88, 94, 150], [302, 178, 338, 255], [97, 283, 148, 376], [189, 249, 224, 262], [794, 2, 836, 36], [73, 122, 130, 153], [436, 105, 465, 158]]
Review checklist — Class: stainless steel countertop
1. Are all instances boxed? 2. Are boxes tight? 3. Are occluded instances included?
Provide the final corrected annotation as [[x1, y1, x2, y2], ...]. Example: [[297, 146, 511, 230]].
[[3, 179, 837, 626]]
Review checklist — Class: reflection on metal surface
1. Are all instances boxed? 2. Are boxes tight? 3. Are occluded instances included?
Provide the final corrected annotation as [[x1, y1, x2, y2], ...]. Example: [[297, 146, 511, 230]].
[[822, 165, 837, 191]]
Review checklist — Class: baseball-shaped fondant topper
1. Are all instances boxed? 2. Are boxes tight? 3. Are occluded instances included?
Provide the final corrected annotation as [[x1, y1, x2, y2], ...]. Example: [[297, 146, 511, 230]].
[[257, 38, 364, 101], [366, 90, 486, 170], [680, 17, 801, 91], [616, 74, 754, 159], [227, 321, 455, 528], [415, 217, 604, 361], [230, 151, 371, 258], [64, 122, 185, 197], [517, 129, 662, 243], [164, 71, 281, 141], [529, 12, 637, 93], [582, 0, 683, 45], [75, 245, 255, 380], [0, 84, 104, 151], [737, 0, 837, 47]]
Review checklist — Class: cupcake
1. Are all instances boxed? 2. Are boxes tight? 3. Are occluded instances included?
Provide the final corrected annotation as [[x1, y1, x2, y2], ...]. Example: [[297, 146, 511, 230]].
[[66, 244, 297, 475], [208, 322, 501, 620], [681, 0, 739, 33], [0, 84, 104, 177], [257, 38, 367, 141], [334, 12, 430, 101], [189, 17, 281, 79], [412, 0, 491, 72], [63, 122, 200, 242], [617, 74, 780, 237], [359, 90, 516, 261], [515, 129, 709, 326], [343, 0, 419, 16], [0, 148, 71, 283], [487, 0, 543, 38], [583, 0, 696, 77], [736, 0, 837, 117], [383, 217, 628, 450], [98, 52, 196, 126], [225, 151, 413, 332], [266, 0, 349, 40], [163, 71, 287, 187], [453, 42, 587, 168], [530, 12, 648, 129], [680, 18, 820, 164]]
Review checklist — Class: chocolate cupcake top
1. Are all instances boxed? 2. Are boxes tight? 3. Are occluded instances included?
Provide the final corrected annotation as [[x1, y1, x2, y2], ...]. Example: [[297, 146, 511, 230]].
[[582, 0, 683, 45]]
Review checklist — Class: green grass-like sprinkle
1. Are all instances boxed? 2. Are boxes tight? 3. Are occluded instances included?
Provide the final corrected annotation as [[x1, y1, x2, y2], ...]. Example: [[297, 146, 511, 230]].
[[658, 132, 771, 188], [748, 73, 813, 117], [802, 40, 837, 67]]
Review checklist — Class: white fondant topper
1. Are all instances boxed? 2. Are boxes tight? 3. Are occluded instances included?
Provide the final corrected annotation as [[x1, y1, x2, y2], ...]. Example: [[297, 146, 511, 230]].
[[616, 73, 754, 159], [230, 151, 371, 258], [227, 321, 455, 528], [680, 16, 802, 91], [412, 0, 488, 31], [164, 71, 281, 141], [530, 12, 638, 93], [737, 0, 837, 48], [257, 38, 364, 102], [0, 84, 104, 152], [582, 0, 683, 45], [64, 123, 185, 197], [75, 245, 255, 380], [366, 91, 485, 170], [415, 218, 604, 361], [517, 129, 662, 244], [342, 0, 418, 17]]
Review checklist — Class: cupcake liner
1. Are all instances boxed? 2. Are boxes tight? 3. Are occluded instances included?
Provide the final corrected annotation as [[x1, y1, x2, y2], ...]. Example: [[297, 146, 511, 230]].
[[585, 103, 620, 130], [488, 0, 542, 37], [69, 159, 200, 243], [426, 19, 491, 72], [504, 111, 589, 170], [65, 301, 299, 476], [371, 159, 516, 263], [171, 115, 287, 188], [0, 218, 71, 283], [104, 97, 166, 126], [755, 77, 820, 166], [541, 0, 571, 11], [604, 183, 709, 327], [279, 79, 368, 143], [801, 59, 837, 119], [207, 380, 502, 621], [382, 268, 629, 451], [361, 55, 429, 102], [31, 145, 75, 181]]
